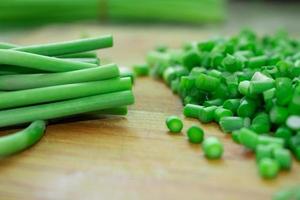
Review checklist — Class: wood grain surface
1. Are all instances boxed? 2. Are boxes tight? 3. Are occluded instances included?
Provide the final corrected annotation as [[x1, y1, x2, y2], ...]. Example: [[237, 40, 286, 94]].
[[0, 23, 299, 200]]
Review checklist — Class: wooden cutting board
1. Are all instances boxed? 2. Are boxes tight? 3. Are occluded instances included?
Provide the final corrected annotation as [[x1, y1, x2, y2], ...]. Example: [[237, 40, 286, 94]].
[[0, 24, 299, 200]]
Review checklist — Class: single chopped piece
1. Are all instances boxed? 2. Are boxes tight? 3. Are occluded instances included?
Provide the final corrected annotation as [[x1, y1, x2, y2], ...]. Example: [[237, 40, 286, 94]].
[[237, 98, 257, 118], [263, 88, 276, 102], [258, 158, 280, 179], [270, 106, 289, 125], [182, 50, 201, 70], [223, 99, 240, 114], [187, 125, 204, 144], [195, 73, 221, 91], [275, 126, 293, 145], [273, 148, 292, 170], [199, 106, 218, 123], [288, 135, 300, 160], [204, 98, 224, 107], [238, 128, 258, 150], [214, 107, 233, 122], [219, 116, 245, 133], [248, 55, 268, 69], [203, 137, 224, 159], [183, 104, 204, 119], [232, 130, 241, 143], [249, 72, 275, 95], [166, 116, 183, 133], [286, 115, 300, 131], [250, 112, 270, 134], [222, 54, 243, 72], [275, 77, 293, 106], [255, 144, 272, 162], [238, 81, 250, 96], [258, 135, 284, 148], [133, 64, 150, 76]]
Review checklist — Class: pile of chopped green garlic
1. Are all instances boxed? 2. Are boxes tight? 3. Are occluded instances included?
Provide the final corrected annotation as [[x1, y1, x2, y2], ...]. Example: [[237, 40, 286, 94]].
[[144, 30, 300, 179], [0, 36, 135, 156]]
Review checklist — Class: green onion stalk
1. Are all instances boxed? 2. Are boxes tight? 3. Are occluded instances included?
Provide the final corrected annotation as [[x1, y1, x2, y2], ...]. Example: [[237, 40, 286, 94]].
[[0, 0, 226, 26]]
